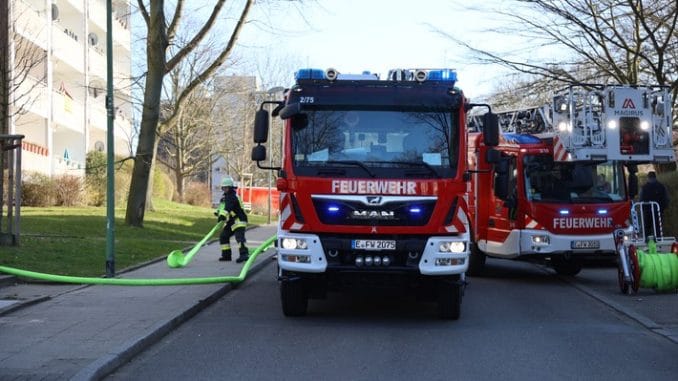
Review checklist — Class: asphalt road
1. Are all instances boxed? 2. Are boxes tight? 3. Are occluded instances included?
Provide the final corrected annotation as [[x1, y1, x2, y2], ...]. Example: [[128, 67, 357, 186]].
[[108, 259, 678, 381]]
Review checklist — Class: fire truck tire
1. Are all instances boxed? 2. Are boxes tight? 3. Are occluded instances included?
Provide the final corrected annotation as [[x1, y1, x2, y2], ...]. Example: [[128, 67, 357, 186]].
[[438, 281, 462, 320], [467, 243, 486, 276], [552, 260, 582, 276], [280, 279, 308, 317]]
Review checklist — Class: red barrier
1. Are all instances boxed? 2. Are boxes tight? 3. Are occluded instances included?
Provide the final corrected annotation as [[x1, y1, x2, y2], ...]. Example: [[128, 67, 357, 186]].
[[238, 187, 280, 214]]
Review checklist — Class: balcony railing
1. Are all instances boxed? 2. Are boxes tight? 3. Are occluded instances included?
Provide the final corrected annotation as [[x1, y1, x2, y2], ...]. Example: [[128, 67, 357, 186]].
[[52, 24, 84, 72], [16, 76, 49, 118], [14, 0, 48, 48], [52, 91, 85, 134]]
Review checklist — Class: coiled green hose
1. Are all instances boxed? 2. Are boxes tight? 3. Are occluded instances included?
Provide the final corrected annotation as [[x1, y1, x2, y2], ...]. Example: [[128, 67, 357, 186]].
[[637, 240, 678, 292]]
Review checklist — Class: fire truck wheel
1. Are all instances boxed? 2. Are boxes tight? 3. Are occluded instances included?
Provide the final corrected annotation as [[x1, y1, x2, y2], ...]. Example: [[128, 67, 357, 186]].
[[280, 279, 308, 317], [467, 243, 486, 277], [552, 260, 582, 277], [438, 281, 462, 320]]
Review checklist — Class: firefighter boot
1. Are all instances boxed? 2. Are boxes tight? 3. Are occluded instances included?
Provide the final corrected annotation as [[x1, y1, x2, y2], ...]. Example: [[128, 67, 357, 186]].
[[236, 245, 249, 263], [219, 247, 232, 261]]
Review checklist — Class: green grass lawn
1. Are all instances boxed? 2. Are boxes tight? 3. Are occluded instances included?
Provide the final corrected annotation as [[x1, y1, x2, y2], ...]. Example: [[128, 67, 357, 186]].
[[0, 199, 269, 277]]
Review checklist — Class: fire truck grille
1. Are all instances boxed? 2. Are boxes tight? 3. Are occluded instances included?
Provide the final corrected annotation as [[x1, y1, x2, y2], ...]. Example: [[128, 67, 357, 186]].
[[312, 198, 436, 226]]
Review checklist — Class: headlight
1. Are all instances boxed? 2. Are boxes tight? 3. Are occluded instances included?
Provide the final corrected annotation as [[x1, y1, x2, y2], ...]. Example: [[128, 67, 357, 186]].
[[281, 238, 309, 250], [607, 120, 617, 129], [439, 241, 466, 253], [531, 235, 550, 246]]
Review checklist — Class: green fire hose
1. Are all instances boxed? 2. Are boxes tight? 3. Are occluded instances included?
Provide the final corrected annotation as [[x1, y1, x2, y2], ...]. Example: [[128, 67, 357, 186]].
[[166, 221, 225, 268], [636, 240, 678, 292], [0, 235, 276, 286]]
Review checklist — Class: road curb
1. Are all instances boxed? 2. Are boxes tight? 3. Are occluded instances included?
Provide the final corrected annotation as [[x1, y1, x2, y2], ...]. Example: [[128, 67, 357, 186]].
[[536, 264, 678, 345], [70, 250, 276, 381]]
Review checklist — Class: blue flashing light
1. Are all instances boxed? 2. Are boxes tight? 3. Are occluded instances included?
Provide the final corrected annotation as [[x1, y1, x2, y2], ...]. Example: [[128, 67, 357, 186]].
[[409, 207, 422, 214], [503, 133, 542, 144], [559, 209, 570, 215], [327, 206, 340, 213], [597, 209, 608, 215], [295, 68, 325, 80], [427, 69, 457, 82]]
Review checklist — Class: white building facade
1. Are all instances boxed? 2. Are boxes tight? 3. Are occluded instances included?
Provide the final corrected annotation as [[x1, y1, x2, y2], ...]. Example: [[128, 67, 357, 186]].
[[9, 0, 132, 176]]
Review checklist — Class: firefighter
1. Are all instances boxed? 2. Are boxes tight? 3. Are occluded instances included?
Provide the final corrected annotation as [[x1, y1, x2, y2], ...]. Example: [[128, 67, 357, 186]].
[[639, 171, 670, 239], [215, 177, 249, 263]]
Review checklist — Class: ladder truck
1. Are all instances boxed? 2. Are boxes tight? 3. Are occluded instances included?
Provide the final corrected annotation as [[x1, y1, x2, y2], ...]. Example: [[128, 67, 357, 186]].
[[467, 84, 674, 276], [251, 67, 499, 319]]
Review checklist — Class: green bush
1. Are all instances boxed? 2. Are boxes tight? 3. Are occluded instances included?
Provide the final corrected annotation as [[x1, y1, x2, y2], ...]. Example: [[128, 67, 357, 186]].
[[85, 151, 107, 206], [21, 172, 55, 206]]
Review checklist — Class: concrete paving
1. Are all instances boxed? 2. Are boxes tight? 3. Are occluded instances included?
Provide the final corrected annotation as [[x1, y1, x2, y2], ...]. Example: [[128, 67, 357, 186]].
[[1, 224, 677, 380], [0, 224, 278, 380]]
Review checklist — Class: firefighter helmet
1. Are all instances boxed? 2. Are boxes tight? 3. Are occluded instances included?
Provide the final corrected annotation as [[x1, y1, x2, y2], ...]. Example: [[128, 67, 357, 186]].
[[221, 177, 235, 187]]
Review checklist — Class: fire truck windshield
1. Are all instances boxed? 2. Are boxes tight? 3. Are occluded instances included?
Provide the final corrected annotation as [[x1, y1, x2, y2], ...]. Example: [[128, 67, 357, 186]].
[[290, 109, 459, 178], [523, 156, 626, 203]]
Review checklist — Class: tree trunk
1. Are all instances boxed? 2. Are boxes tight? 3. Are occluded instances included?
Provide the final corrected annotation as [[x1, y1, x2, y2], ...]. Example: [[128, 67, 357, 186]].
[[125, 0, 167, 227]]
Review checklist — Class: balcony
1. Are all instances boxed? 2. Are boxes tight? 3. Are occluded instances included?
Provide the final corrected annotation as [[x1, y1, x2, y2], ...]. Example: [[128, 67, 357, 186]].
[[52, 24, 85, 72], [88, 1, 131, 49], [52, 91, 85, 134], [16, 76, 49, 119], [88, 46, 106, 78], [14, 0, 48, 49], [63, 0, 84, 13]]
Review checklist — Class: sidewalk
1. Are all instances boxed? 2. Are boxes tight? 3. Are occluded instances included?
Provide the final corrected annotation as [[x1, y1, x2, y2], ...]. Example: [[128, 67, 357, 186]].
[[0, 224, 278, 380]]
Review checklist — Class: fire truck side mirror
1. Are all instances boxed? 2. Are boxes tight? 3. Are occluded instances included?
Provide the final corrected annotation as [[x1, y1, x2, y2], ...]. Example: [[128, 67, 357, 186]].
[[483, 112, 499, 147], [251, 145, 266, 161], [254, 109, 269, 143]]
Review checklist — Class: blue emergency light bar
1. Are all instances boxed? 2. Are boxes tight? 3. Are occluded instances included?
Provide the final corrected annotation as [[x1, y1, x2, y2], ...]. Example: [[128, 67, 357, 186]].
[[295, 68, 326, 80], [294, 68, 458, 84], [427, 69, 457, 82]]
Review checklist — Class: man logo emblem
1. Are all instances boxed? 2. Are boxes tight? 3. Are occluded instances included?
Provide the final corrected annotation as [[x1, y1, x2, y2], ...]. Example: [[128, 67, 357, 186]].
[[367, 196, 382, 205]]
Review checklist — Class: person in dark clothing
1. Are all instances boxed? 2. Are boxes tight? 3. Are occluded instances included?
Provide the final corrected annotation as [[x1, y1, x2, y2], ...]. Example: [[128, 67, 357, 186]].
[[638, 171, 670, 239], [215, 177, 249, 263]]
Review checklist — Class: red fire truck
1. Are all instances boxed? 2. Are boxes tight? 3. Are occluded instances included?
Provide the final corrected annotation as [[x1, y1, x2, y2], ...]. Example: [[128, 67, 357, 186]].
[[252, 68, 499, 319], [467, 84, 674, 276]]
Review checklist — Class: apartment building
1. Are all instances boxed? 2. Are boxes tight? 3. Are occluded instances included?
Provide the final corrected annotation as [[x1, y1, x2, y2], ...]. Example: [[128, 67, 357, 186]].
[[8, 0, 132, 177]]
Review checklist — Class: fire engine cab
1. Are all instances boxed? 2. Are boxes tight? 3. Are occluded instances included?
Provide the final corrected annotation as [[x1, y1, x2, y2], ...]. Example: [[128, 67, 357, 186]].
[[467, 84, 674, 276], [252, 68, 499, 319]]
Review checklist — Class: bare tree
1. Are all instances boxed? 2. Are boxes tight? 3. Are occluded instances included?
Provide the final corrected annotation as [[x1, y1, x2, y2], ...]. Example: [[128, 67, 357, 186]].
[[439, 0, 678, 171], [126, 0, 254, 227], [157, 62, 218, 202], [439, 1, 678, 107]]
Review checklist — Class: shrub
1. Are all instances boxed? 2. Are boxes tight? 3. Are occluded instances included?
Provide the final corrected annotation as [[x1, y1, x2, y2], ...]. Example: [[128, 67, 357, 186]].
[[85, 151, 107, 206], [21, 172, 55, 206], [183, 182, 211, 207], [53, 174, 83, 206]]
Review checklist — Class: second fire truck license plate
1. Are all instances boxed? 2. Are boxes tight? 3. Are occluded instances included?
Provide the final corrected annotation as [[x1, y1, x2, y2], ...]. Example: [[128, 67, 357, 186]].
[[571, 240, 600, 249], [352, 239, 396, 250]]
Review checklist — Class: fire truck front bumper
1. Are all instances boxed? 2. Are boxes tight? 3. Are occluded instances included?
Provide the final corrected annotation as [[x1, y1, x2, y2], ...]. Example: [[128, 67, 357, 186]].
[[518, 228, 631, 256], [276, 231, 469, 276]]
